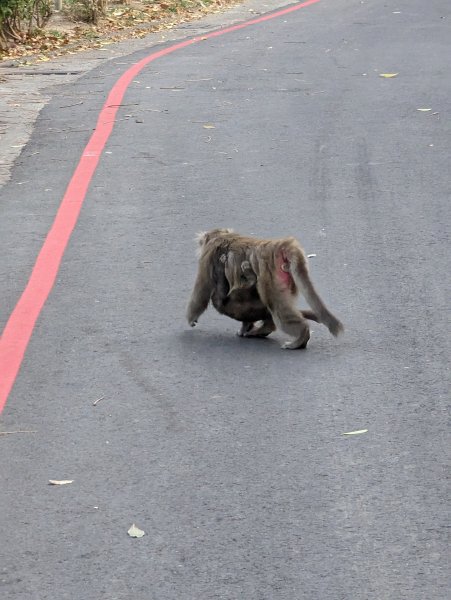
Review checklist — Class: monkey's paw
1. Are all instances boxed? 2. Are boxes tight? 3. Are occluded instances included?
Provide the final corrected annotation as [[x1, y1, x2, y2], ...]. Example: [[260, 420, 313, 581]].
[[281, 341, 296, 349], [189, 320, 198, 327], [281, 340, 308, 350], [237, 322, 254, 337]]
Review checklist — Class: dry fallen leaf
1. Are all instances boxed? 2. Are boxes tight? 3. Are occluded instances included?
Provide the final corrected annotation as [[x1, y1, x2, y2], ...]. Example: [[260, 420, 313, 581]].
[[342, 429, 368, 436], [203, 124, 215, 129], [417, 108, 432, 112], [128, 523, 145, 538], [49, 479, 74, 485], [307, 253, 317, 258], [379, 73, 398, 78]]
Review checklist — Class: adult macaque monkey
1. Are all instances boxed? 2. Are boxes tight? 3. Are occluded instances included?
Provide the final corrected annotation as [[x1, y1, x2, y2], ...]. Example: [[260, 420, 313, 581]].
[[186, 228, 343, 349]]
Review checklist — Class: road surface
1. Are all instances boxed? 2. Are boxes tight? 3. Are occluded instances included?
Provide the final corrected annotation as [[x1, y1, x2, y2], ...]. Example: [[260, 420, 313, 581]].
[[0, 1, 449, 598]]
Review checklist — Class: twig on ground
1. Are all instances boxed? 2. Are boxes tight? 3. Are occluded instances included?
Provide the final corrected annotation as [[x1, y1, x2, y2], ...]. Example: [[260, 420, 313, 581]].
[[93, 395, 105, 406]]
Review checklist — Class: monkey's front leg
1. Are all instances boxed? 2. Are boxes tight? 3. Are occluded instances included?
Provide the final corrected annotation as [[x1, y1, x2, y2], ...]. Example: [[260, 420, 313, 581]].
[[186, 272, 213, 327]]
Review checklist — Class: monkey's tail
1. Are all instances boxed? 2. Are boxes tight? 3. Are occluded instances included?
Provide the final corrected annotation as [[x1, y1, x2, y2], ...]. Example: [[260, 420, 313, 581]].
[[289, 255, 344, 337], [300, 309, 319, 323]]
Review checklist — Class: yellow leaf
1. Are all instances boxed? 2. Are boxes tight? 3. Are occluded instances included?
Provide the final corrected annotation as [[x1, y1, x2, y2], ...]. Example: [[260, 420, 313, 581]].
[[379, 73, 398, 78], [417, 108, 431, 112], [203, 124, 215, 129], [49, 479, 74, 485], [343, 429, 368, 436], [128, 523, 145, 538]]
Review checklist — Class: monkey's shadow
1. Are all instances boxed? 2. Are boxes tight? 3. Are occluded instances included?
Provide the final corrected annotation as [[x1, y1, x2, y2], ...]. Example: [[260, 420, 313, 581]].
[[178, 325, 344, 363], [179, 327, 277, 354]]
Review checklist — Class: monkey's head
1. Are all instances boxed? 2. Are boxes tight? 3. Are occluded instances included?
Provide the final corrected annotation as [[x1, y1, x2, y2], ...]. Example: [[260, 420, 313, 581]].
[[196, 228, 234, 249]]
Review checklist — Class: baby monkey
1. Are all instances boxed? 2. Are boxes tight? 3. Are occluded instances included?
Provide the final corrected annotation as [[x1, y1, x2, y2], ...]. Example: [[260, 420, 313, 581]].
[[211, 253, 319, 338], [186, 228, 343, 349]]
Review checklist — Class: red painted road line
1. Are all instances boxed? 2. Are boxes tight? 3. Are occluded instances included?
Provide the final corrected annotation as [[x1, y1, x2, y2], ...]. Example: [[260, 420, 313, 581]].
[[0, 0, 322, 413]]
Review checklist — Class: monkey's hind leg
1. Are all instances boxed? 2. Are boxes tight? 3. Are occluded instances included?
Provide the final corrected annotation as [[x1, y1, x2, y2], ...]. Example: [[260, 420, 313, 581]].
[[278, 307, 310, 349], [280, 322, 310, 349], [258, 281, 310, 349]]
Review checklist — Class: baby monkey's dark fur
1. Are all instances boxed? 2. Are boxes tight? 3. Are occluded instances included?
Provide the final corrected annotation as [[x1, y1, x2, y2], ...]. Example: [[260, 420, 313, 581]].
[[211, 252, 319, 338]]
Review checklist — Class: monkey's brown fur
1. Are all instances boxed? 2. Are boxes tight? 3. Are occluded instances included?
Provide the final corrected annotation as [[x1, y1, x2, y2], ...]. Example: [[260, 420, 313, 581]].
[[210, 254, 319, 338], [186, 228, 343, 349]]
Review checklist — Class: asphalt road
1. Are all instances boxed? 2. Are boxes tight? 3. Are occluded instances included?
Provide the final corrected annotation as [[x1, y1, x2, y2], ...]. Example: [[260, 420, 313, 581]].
[[0, 1, 449, 599]]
